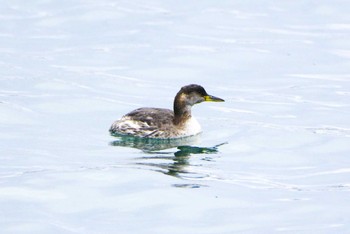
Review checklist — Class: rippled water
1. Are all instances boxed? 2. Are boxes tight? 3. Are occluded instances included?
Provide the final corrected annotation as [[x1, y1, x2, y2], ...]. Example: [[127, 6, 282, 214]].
[[1, 1, 350, 233]]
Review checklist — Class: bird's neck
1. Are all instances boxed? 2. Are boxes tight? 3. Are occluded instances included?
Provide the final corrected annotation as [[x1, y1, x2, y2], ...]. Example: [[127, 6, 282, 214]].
[[173, 94, 192, 125]]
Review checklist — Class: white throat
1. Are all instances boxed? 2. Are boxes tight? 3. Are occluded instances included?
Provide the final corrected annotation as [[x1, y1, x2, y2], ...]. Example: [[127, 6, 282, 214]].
[[184, 116, 202, 136]]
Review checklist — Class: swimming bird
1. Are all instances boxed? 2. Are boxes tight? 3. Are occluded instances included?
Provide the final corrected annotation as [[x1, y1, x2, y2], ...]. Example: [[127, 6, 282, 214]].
[[109, 84, 224, 139]]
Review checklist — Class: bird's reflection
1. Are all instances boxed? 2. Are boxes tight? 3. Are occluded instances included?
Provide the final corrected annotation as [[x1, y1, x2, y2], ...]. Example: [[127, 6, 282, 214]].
[[110, 134, 201, 152], [110, 134, 226, 178]]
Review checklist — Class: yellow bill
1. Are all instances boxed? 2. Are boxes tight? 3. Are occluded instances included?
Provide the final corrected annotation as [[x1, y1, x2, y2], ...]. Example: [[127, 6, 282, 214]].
[[204, 95, 225, 102]]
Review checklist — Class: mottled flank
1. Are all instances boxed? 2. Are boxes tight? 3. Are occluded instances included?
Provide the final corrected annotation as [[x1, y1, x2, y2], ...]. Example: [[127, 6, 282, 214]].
[[110, 108, 184, 138], [109, 84, 224, 139]]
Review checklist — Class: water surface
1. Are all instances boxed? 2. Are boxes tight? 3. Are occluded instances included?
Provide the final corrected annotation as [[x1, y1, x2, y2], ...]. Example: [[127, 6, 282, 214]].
[[1, 1, 350, 233]]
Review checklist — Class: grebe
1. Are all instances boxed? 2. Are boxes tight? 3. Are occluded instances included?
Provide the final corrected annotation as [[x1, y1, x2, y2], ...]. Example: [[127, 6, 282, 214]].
[[109, 84, 224, 139]]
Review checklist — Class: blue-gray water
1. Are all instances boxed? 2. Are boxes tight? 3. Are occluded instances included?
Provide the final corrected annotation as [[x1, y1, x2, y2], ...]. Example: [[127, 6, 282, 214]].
[[1, 1, 350, 233]]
